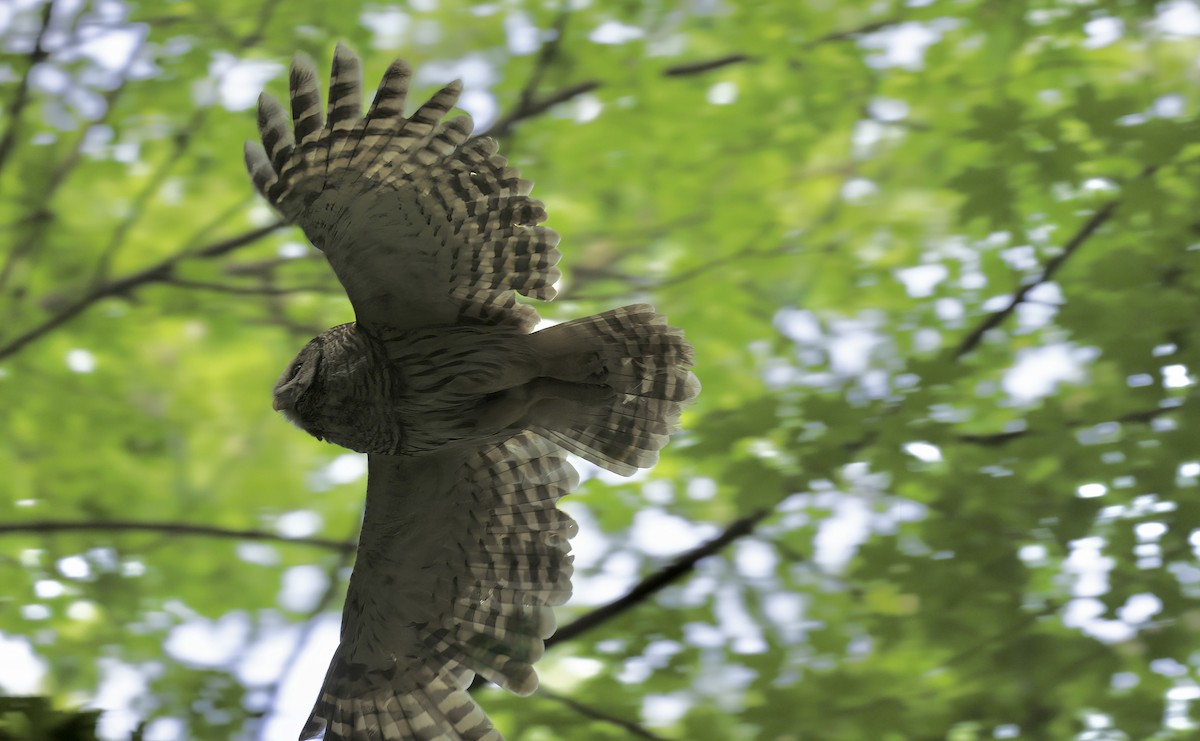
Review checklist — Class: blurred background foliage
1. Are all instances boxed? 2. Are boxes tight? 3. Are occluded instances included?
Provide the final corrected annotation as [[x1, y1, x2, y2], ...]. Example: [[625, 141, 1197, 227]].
[[2, 0, 1200, 739]]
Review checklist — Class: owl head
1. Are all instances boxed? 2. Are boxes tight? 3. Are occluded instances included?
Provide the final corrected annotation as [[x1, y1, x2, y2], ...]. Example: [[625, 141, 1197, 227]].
[[273, 337, 324, 434]]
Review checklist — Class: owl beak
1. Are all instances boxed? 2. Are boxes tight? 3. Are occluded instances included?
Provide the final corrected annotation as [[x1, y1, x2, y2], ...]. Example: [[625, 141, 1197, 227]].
[[272, 396, 283, 411]]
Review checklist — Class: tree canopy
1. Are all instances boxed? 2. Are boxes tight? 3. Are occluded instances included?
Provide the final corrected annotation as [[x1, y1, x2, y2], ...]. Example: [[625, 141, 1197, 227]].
[[2, 0, 1200, 739]]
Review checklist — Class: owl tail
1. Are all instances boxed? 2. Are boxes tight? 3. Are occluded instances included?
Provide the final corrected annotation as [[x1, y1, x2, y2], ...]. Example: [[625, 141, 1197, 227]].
[[300, 653, 501, 741], [530, 304, 700, 476]]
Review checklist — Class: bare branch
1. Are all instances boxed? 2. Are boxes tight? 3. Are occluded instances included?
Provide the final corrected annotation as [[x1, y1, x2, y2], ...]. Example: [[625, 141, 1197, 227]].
[[90, 106, 217, 283], [663, 54, 754, 77], [467, 508, 771, 695], [0, 0, 54, 178], [485, 18, 755, 139], [0, 519, 355, 553], [803, 16, 905, 48], [956, 402, 1182, 446], [547, 508, 771, 648], [537, 687, 670, 740], [952, 166, 1158, 360], [487, 82, 601, 140], [0, 222, 287, 361], [566, 235, 798, 302], [45, 34, 148, 198], [951, 203, 1119, 359], [253, 524, 360, 741], [162, 277, 334, 296]]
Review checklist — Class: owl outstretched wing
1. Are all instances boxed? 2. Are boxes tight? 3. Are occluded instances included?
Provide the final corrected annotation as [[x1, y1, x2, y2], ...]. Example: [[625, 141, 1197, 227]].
[[304, 432, 578, 741], [245, 43, 558, 333]]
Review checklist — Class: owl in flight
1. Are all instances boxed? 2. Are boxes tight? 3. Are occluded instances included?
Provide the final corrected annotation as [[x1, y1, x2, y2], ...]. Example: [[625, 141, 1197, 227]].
[[245, 44, 698, 740]]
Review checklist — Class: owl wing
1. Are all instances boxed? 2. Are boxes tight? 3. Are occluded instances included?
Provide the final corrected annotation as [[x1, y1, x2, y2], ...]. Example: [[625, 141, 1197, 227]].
[[245, 44, 559, 333], [301, 431, 578, 741]]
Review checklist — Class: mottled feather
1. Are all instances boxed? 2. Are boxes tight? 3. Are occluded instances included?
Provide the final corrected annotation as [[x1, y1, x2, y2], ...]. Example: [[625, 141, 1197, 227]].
[[247, 45, 700, 741], [249, 43, 555, 332]]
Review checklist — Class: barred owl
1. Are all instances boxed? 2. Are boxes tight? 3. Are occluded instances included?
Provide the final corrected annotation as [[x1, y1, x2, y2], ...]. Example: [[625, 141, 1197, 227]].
[[245, 44, 698, 741]]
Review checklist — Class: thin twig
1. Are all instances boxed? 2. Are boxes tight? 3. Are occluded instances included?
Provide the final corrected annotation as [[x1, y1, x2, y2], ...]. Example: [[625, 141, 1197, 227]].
[[0, 222, 287, 361], [0, 519, 355, 552], [663, 54, 754, 77], [486, 82, 601, 139], [547, 508, 771, 647], [803, 16, 905, 48], [951, 166, 1158, 360], [483, 4, 574, 140], [951, 202, 1120, 359], [538, 687, 670, 740], [0, 0, 54, 178], [467, 508, 772, 694], [162, 278, 333, 296], [87, 0, 283, 283], [567, 237, 797, 302], [253, 525, 360, 741], [956, 402, 1182, 446], [46, 34, 148, 197]]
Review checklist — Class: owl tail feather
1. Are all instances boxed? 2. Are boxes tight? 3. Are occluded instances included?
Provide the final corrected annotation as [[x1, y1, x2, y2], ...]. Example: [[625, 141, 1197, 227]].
[[300, 652, 501, 741], [531, 304, 700, 476]]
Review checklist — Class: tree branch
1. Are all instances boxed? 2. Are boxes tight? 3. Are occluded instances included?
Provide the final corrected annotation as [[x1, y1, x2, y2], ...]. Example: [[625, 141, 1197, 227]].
[[467, 508, 772, 694], [0, 222, 287, 361], [487, 82, 601, 140], [537, 687, 669, 740], [547, 508, 771, 648], [663, 54, 754, 77], [0, 0, 54, 179], [803, 16, 906, 48], [253, 524, 360, 741], [0, 519, 355, 552], [483, 4, 574, 140], [955, 402, 1182, 446], [485, 32, 756, 139], [952, 166, 1157, 360], [566, 233, 798, 302], [161, 277, 334, 296]]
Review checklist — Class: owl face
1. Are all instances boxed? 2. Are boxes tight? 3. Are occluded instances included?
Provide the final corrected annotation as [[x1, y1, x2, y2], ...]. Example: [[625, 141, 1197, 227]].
[[273, 338, 324, 430]]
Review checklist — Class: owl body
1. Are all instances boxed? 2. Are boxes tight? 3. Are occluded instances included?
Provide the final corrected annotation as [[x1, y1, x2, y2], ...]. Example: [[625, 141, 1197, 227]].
[[278, 321, 541, 456], [247, 45, 699, 741]]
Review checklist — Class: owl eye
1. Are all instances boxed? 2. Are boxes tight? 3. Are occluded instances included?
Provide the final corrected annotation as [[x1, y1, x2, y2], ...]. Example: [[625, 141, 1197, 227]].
[[288, 361, 304, 380]]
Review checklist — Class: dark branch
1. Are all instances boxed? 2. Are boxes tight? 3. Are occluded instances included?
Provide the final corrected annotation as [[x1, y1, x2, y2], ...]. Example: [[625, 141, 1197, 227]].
[[566, 235, 797, 302], [469, 508, 772, 694], [951, 168, 1160, 360], [0, 519, 355, 552], [90, 106, 213, 283], [487, 82, 601, 140], [0, 0, 54, 178], [956, 402, 1182, 446], [162, 278, 333, 296], [663, 54, 754, 77], [0, 222, 287, 361], [486, 27, 754, 139], [253, 523, 360, 741], [484, 4, 573, 140], [803, 16, 905, 48], [537, 687, 669, 740], [547, 508, 771, 647]]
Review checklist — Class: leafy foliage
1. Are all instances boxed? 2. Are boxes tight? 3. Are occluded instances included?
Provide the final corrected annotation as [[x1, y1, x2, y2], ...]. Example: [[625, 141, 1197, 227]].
[[2, 0, 1199, 739]]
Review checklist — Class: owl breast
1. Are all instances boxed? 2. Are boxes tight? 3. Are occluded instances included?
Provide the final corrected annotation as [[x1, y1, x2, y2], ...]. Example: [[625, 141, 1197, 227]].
[[292, 323, 406, 455], [292, 322, 527, 457]]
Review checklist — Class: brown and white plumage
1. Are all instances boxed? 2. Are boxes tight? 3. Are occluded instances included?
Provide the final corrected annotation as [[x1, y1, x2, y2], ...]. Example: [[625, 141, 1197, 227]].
[[246, 43, 698, 741]]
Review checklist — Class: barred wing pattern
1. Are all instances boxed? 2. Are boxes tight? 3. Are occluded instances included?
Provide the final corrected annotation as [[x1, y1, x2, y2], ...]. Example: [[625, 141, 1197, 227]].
[[244, 43, 560, 333], [304, 433, 578, 740], [245, 45, 698, 741]]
